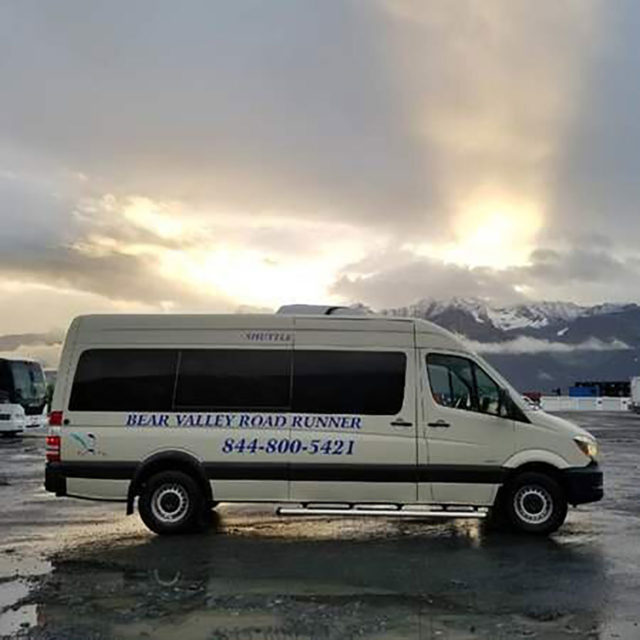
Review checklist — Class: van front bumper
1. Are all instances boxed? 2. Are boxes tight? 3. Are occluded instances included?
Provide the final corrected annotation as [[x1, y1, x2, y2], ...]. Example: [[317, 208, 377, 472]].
[[563, 462, 603, 505], [45, 463, 67, 497]]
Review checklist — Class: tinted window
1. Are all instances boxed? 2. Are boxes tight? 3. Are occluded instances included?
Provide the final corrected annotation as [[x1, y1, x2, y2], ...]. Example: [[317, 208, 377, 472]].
[[0, 361, 12, 401], [292, 351, 405, 415], [175, 350, 291, 410], [70, 349, 178, 411]]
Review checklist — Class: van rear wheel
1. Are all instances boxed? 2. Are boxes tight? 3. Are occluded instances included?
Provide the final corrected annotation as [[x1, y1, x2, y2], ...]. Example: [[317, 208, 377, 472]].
[[139, 471, 204, 535], [505, 472, 567, 535]]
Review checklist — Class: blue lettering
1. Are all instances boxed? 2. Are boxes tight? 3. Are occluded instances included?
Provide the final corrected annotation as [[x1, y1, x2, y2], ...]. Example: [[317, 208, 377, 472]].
[[329, 417, 341, 429], [251, 415, 264, 428], [351, 417, 362, 430], [291, 415, 302, 428], [176, 414, 187, 427], [239, 414, 250, 427], [152, 414, 169, 427], [126, 414, 139, 426], [225, 415, 234, 427], [317, 416, 328, 428]]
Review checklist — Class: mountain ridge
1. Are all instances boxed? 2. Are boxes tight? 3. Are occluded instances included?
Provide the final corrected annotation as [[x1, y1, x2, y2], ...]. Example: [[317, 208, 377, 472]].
[[376, 297, 640, 392]]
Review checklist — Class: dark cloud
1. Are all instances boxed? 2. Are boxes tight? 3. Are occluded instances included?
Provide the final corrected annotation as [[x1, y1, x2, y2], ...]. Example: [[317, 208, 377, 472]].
[[333, 244, 640, 308], [546, 0, 640, 248], [331, 249, 527, 308], [0, 1, 428, 229], [0, 243, 229, 309]]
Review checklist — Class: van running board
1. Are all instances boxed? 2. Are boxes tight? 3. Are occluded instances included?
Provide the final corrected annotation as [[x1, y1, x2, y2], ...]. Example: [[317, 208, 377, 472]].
[[276, 505, 488, 519]]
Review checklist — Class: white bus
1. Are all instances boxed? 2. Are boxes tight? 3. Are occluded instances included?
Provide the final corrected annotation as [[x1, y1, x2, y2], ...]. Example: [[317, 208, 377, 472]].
[[45, 309, 602, 535], [0, 358, 48, 436]]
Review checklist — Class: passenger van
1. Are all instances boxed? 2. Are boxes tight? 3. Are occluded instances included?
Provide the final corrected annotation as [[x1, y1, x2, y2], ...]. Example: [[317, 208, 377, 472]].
[[0, 357, 48, 436], [45, 308, 603, 535]]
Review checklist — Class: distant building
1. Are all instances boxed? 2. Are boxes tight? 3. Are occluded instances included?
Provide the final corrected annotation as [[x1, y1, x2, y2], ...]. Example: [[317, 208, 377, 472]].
[[570, 380, 630, 398]]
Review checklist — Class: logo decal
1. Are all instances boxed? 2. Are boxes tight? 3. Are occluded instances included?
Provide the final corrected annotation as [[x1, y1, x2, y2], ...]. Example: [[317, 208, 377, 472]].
[[70, 432, 104, 456]]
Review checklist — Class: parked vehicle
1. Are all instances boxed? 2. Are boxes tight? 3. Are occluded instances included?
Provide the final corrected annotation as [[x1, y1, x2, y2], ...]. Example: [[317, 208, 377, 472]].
[[630, 376, 640, 413], [0, 358, 48, 436], [45, 309, 602, 535]]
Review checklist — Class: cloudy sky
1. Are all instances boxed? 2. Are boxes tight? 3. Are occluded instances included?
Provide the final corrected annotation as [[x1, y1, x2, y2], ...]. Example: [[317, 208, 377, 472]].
[[2, 0, 640, 340]]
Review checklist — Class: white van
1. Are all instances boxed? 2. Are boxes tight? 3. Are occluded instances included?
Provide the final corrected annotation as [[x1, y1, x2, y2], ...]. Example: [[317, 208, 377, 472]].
[[45, 310, 602, 535], [0, 357, 48, 436]]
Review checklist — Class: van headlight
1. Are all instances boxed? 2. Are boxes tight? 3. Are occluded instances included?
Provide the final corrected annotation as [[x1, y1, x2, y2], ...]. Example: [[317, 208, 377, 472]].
[[574, 436, 598, 459]]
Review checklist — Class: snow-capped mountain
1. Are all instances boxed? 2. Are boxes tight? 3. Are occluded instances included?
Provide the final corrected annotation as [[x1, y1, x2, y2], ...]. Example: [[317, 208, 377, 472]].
[[382, 297, 638, 342], [377, 297, 640, 392]]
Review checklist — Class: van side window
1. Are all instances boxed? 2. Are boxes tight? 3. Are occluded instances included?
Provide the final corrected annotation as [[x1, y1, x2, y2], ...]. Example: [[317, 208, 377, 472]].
[[426, 354, 508, 418], [69, 348, 406, 415], [175, 350, 291, 410], [292, 351, 405, 415], [474, 365, 503, 417], [69, 349, 178, 411], [426, 354, 475, 411]]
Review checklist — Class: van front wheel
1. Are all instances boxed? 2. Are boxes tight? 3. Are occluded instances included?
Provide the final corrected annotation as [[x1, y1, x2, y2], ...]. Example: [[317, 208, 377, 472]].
[[504, 472, 567, 535], [139, 471, 203, 535]]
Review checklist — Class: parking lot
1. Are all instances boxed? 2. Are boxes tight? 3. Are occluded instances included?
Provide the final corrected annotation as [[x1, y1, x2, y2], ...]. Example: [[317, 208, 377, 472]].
[[1, 412, 639, 639]]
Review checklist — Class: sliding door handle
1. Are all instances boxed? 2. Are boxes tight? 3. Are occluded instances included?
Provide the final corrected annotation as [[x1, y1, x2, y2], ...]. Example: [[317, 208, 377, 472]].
[[427, 420, 450, 428], [391, 418, 413, 427]]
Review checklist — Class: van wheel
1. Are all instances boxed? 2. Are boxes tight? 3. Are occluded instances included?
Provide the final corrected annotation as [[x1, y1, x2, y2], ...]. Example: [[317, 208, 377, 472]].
[[139, 471, 204, 535], [505, 472, 567, 535]]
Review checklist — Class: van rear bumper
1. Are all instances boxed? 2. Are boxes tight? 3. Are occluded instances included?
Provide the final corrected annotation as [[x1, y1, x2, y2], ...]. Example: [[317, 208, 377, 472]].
[[562, 462, 603, 505], [45, 463, 67, 497]]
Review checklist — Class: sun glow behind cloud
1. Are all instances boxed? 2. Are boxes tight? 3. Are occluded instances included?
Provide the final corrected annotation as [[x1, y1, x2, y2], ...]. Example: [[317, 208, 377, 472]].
[[406, 192, 543, 270], [88, 196, 373, 309]]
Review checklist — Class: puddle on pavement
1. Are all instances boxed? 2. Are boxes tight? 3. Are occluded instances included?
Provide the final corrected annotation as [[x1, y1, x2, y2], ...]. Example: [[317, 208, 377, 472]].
[[0, 579, 37, 636]]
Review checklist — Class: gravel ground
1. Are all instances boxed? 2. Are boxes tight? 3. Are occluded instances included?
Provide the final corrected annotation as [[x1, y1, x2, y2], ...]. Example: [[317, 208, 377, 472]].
[[1, 412, 639, 639]]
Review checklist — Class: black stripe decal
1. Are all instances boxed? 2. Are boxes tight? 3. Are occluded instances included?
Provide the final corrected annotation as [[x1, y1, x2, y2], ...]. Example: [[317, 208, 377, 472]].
[[55, 461, 506, 484], [57, 462, 137, 480]]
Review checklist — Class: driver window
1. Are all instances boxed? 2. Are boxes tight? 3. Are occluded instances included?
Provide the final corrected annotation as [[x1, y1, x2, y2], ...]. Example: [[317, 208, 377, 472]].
[[426, 354, 474, 411], [426, 354, 510, 419]]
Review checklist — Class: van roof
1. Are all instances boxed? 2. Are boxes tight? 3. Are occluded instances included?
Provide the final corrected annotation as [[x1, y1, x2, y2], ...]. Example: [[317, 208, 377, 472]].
[[70, 313, 466, 350]]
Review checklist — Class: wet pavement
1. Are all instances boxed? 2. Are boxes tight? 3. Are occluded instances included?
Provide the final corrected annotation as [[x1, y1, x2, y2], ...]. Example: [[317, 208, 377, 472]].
[[1, 412, 639, 639]]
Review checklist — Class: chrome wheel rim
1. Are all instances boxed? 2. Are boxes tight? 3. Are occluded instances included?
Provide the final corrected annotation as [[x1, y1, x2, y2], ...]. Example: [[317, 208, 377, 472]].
[[150, 483, 190, 524], [514, 485, 553, 525]]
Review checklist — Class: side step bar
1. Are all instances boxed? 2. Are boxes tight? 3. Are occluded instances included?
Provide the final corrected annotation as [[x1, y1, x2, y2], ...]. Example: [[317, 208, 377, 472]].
[[276, 506, 488, 519]]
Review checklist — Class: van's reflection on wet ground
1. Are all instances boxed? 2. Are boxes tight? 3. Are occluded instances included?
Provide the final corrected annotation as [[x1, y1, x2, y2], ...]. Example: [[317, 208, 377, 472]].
[[29, 510, 609, 640]]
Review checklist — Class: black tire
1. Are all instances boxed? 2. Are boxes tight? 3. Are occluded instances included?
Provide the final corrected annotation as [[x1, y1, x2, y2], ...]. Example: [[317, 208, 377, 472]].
[[138, 470, 204, 535], [504, 471, 567, 535]]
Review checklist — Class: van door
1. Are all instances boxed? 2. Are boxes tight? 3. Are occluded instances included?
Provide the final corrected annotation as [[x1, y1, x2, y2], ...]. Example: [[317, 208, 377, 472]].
[[420, 352, 515, 505], [288, 348, 417, 504]]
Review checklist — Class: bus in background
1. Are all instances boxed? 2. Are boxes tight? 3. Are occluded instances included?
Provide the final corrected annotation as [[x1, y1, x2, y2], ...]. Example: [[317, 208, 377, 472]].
[[0, 358, 48, 436], [631, 376, 640, 414]]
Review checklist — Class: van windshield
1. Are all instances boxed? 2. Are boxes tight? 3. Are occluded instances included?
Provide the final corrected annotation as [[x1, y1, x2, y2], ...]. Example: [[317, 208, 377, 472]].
[[9, 361, 46, 404]]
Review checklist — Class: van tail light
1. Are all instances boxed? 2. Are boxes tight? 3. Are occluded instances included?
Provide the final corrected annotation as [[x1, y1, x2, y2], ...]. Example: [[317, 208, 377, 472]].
[[49, 411, 63, 427], [46, 435, 61, 463]]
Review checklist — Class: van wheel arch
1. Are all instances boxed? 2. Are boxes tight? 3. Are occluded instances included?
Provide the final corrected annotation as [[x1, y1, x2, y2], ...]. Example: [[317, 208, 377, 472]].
[[495, 462, 565, 505], [492, 463, 568, 534], [126, 452, 213, 515]]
